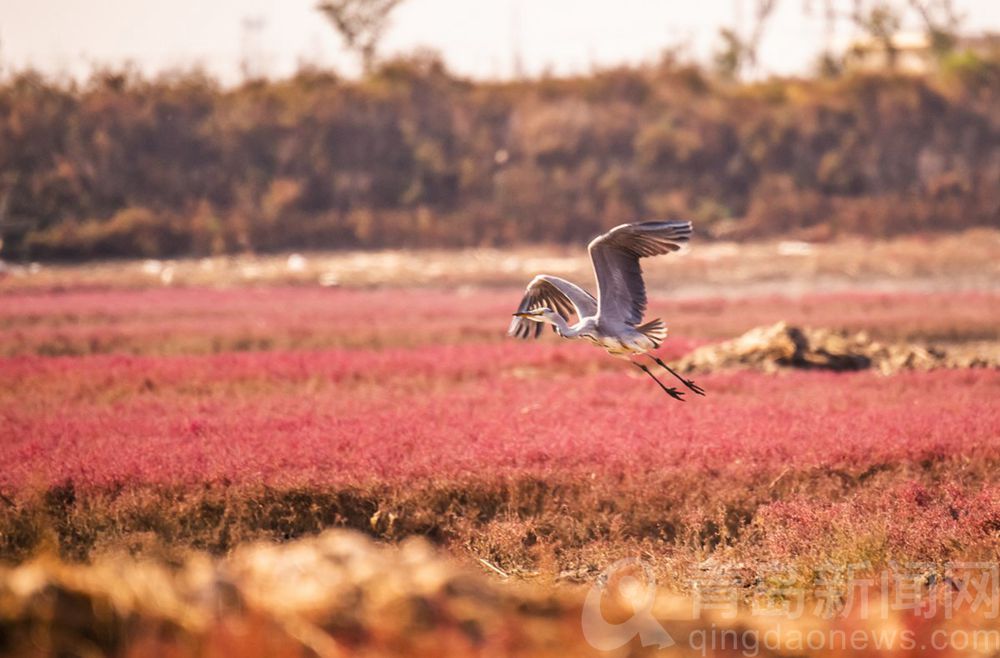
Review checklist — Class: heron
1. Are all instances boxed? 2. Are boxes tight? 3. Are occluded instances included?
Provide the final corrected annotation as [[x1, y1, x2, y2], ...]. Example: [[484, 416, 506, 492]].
[[508, 220, 704, 401]]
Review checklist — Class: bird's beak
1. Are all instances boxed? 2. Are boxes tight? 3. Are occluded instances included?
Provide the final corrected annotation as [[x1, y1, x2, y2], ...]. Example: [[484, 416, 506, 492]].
[[512, 312, 528, 318]]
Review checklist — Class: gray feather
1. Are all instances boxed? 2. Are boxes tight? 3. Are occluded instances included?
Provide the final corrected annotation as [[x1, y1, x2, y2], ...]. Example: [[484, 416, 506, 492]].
[[588, 221, 691, 326], [507, 275, 597, 339]]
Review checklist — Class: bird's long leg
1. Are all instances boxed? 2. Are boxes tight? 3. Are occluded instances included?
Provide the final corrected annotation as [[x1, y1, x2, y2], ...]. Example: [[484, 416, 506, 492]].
[[649, 356, 705, 396], [634, 363, 685, 401]]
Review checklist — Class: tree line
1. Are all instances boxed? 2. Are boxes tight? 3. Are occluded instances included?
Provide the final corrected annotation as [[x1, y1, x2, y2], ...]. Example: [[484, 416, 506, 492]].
[[1, 50, 997, 260]]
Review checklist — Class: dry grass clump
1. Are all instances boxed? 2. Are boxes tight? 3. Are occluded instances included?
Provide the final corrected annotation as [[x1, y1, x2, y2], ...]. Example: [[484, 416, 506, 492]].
[[0, 529, 588, 658], [2, 459, 998, 594], [3, 527, 998, 658], [678, 321, 1000, 374]]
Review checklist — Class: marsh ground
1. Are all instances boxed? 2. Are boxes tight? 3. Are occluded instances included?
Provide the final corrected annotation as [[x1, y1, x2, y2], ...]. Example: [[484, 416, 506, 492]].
[[1, 231, 998, 657]]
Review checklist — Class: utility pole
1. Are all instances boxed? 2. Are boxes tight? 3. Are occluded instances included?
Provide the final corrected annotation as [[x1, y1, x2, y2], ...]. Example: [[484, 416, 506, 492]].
[[510, 0, 524, 79], [240, 16, 267, 81]]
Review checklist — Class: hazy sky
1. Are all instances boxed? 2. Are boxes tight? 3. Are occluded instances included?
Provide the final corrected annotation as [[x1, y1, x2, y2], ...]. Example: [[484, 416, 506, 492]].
[[3, 0, 999, 83]]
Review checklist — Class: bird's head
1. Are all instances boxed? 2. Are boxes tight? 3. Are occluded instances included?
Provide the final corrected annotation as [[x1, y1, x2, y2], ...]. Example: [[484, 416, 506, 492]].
[[512, 307, 559, 325]]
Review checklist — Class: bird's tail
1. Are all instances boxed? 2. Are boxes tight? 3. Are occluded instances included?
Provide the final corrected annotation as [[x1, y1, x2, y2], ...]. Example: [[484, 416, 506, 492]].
[[637, 318, 668, 348]]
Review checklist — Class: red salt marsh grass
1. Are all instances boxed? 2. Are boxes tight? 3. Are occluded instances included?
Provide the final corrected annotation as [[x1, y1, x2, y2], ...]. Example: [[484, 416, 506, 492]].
[[1, 287, 997, 356], [1, 285, 998, 579], [2, 353, 997, 489], [1, 351, 997, 580], [1, 286, 998, 489]]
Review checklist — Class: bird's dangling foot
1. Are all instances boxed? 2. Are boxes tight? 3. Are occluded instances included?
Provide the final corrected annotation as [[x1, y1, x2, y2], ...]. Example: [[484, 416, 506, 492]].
[[651, 356, 706, 396], [677, 377, 705, 396], [664, 386, 685, 401], [635, 363, 686, 402]]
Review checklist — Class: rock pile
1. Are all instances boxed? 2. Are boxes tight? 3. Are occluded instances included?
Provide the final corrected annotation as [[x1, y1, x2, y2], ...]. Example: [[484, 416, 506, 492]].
[[676, 321, 997, 375]]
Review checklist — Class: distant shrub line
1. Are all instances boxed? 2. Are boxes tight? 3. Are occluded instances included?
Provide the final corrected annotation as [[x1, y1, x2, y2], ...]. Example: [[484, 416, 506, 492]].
[[2, 53, 998, 260]]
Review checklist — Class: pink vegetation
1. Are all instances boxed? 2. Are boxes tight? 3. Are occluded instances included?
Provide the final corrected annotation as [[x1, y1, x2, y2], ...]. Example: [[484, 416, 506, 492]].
[[1, 286, 997, 490], [1, 287, 996, 356], [2, 346, 997, 488]]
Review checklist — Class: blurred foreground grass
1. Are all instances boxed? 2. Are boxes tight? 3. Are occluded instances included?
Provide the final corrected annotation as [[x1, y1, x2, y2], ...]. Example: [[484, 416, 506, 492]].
[[2, 528, 997, 658]]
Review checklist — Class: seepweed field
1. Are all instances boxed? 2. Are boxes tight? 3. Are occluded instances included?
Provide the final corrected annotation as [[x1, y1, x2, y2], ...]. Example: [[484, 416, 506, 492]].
[[1, 236, 999, 656], [2, 264, 999, 570]]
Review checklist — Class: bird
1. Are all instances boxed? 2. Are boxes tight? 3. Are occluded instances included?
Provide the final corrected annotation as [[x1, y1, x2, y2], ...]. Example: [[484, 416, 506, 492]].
[[508, 220, 704, 401]]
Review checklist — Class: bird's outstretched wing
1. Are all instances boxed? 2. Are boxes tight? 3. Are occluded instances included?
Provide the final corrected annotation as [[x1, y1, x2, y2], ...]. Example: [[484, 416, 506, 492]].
[[588, 220, 692, 326], [507, 275, 598, 339]]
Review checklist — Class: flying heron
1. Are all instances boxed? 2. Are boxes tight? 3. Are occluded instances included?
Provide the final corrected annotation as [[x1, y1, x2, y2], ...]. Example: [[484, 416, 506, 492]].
[[508, 220, 704, 401]]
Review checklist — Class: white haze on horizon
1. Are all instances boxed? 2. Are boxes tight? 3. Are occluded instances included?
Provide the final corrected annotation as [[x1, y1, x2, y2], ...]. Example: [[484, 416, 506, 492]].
[[2, 0, 999, 84]]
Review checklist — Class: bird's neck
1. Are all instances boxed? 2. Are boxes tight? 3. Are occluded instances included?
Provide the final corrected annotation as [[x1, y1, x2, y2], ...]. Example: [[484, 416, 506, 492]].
[[549, 315, 583, 338]]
